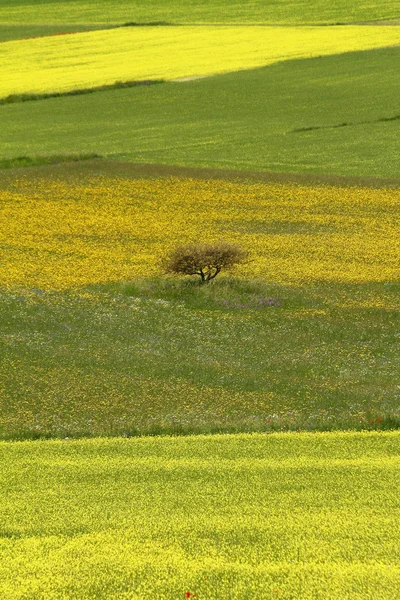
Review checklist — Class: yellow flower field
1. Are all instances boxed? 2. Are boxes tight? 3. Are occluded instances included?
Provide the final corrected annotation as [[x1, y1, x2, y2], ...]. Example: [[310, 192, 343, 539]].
[[1, 25, 399, 97], [1, 176, 399, 289], [1, 432, 399, 599]]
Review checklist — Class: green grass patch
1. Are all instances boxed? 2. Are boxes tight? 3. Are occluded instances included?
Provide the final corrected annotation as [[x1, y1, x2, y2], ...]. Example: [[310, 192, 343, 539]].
[[0, 154, 101, 169], [0, 431, 399, 598], [1, 279, 399, 440], [0, 0, 399, 25], [1, 46, 399, 178], [116, 277, 283, 311]]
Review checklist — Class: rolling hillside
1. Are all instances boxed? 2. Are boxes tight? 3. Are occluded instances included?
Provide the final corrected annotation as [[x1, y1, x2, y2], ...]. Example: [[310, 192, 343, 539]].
[[1, 2, 399, 597], [1, 25, 398, 98], [1, 47, 399, 177]]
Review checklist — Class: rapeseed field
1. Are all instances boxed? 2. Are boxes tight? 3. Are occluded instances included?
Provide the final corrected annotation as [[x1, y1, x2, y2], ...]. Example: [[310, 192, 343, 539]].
[[1, 25, 399, 98], [1, 176, 398, 289], [0, 432, 399, 599]]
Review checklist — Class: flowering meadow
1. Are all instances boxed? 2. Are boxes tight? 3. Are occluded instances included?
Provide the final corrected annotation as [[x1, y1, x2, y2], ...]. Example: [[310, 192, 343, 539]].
[[1, 176, 399, 289], [0, 432, 399, 599], [0, 174, 399, 439], [1, 25, 399, 98]]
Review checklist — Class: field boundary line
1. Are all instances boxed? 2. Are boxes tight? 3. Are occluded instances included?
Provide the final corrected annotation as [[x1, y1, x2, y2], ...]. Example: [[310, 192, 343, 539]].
[[1, 158, 399, 189]]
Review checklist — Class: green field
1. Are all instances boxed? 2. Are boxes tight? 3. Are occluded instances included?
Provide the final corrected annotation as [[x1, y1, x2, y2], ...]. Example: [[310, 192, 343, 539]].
[[1, 275, 399, 440], [1, 0, 399, 25], [0, 24, 110, 42], [1, 432, 399, 599], [1, 47, 399, 177]]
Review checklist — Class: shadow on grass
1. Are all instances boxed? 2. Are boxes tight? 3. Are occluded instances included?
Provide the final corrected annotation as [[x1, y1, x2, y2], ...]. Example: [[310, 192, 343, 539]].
[[4, 415, 400, 442], [102, 276, 286, 311], [98, 277, 400, 312], [0, 79, 165, 106]]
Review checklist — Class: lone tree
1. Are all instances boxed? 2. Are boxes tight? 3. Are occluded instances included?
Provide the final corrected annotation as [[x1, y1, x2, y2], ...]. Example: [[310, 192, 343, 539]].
[[162, 241, 248, 283]]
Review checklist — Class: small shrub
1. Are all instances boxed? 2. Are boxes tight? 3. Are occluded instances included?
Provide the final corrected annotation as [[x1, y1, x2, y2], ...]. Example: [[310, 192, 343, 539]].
[[162, 241, 248, 282]]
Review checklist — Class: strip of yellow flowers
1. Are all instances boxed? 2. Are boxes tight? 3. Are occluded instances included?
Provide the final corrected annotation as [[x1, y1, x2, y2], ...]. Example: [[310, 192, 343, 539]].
[[1, 25, 400, 97], [1, 176, 399, 290], [0, 433, 399, 599]]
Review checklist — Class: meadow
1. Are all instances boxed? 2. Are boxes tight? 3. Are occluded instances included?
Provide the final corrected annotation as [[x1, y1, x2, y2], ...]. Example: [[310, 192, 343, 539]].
[[0, 432, 399, 599], [2, 279, 399, 440], [1, 175, 399, 289], [1, 0, 399, 26], [0, 173, 399, 439], [2, 25, 399, 98], [1, 47, 399, 178]]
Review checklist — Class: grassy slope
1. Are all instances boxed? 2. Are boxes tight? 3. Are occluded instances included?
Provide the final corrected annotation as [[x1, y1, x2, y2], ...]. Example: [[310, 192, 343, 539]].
[[1, 432, 399, 598], [1, 47, 399, 177], [2, 279, 399, 439], [2, 25, 398, 98], [0, 0, 399, 24]]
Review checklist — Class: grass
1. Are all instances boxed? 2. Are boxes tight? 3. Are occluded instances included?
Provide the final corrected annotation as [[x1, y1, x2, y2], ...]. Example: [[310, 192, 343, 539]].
[[0, 432, 399, 598], [1, 2, 398, 592], [0, 157, 398, 189], [0, 22, 172, 43], [1, 46, 399, 178], [2, 278, 399, 439], [0, 0, 399, 25], [290, 114, 400, 132], [1, 25, 399, 98], [1, 175, 399, 289]]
